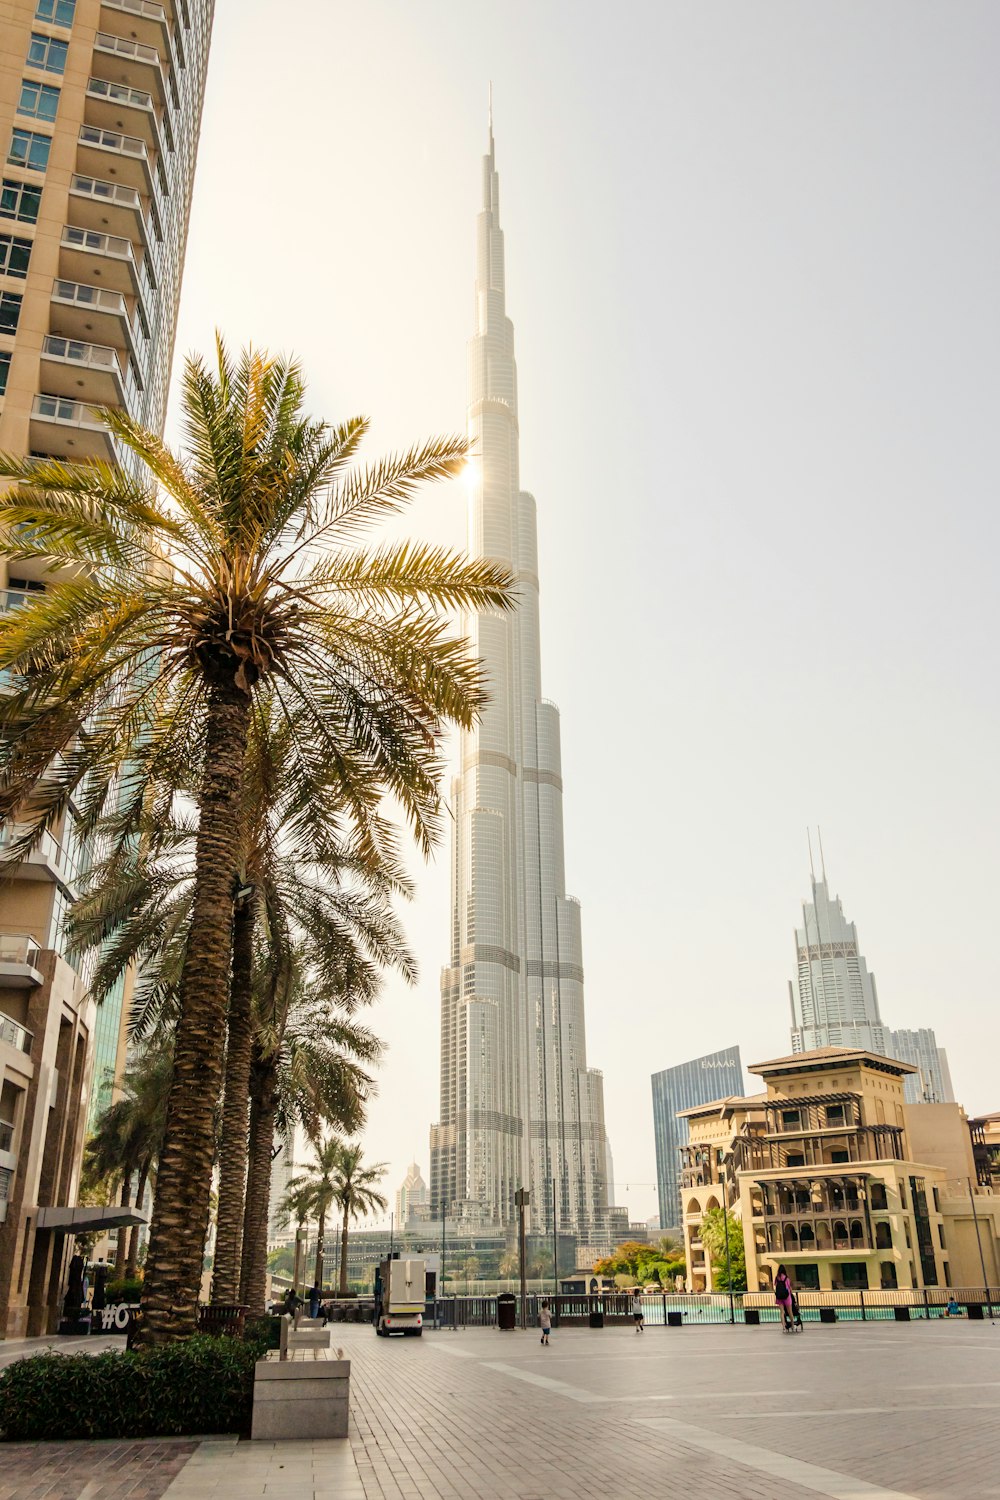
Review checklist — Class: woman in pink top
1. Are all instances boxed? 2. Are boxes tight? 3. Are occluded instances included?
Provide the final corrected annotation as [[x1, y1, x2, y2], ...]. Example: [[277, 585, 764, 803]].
[[774, 1265, 794, 1331]]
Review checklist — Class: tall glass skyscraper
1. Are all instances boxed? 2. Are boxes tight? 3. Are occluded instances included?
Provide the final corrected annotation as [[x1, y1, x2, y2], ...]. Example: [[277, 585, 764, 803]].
[[430, 116, 609, 1238], [788, 874, 888, 1055], [651, 1047, 744, 1232], [888, 1028, 954, 1105]]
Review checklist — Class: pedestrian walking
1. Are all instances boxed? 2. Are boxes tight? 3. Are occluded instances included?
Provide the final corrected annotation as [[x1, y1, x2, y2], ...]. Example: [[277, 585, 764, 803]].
[[308, 1282, 321, 1320], [631, 1292, 644, 1332], [539, 1299, 552, 1345], [774, 1265, 794, 1332]]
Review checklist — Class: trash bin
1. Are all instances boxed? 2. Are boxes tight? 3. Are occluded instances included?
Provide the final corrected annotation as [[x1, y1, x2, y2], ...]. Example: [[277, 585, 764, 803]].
[[589, 1307, 604, 1329], [967, 1303, 985, 1320], [744, 1308, 760, 1326], [894, 1306, 910, 1322], [819, 1307, 836, 1324], [497, 1293, 517, 1331], [667, 1311, 683, 1327]]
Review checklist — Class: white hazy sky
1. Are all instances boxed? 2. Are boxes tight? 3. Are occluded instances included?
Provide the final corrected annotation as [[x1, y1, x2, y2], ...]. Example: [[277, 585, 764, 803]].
[[166, 1, 1000, 1227]]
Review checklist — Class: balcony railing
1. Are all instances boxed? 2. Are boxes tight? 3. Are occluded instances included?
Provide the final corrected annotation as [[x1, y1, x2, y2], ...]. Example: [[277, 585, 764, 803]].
[[94, 31, 162, 68], [0, 821, 82, 887], [52, 278, 129, 318], [62, 224, 136, 265], [78, 123, 147, 163], [0, 1011, 33, 1055], [70, 173, 142, 214], [86, 75, 154, 113], [104, 0, 168, 20], [0, 934, 41, 969], [42, 334, 121, 376]]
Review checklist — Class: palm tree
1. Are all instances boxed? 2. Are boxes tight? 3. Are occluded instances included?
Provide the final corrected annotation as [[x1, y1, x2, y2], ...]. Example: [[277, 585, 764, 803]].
[[499, 1250, 518, 1289], [84, 1043, 171, 1276], [331, 1143, 387, 1297], [284, 1134, 345, 1292], [277, 1181, 314, 1297], [240, 961, 385, 1315], [0, 339, 515, 1341]]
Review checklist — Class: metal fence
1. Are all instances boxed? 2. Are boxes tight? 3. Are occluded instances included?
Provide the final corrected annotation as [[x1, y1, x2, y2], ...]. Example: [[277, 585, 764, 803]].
[[427, 1286, 999, 1328]]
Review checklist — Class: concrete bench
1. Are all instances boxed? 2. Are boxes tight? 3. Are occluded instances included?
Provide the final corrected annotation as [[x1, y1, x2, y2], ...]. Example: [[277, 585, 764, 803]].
[[280, 1313, 334, 1359], [252, 1354, 350, 1440]]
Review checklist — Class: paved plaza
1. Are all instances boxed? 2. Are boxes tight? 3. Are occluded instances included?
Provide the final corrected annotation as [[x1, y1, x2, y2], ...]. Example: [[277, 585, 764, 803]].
[[0, 1320, 997, 1498]]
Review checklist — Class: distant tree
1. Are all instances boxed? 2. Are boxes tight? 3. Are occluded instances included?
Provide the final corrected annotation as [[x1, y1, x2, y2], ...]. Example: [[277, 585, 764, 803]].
[[699, 1207, 746, 1292]]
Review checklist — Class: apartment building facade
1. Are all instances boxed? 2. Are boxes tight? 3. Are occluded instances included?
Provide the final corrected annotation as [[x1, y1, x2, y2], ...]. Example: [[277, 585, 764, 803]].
[[0, 0, 213, 1335]]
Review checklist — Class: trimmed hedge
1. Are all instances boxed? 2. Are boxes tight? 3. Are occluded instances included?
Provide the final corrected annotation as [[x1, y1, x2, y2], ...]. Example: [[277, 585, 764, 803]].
[[0, 1334, 267, 1441]]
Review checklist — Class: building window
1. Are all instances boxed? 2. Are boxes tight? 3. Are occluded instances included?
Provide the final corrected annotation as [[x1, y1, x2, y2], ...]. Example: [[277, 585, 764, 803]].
[[781, 1109, 801, 1130], [0, 235, 31, 279], [17, 80, 60, 123], [825, 1103, 845, 1126], [869, 1182, 887, 1210], [0, 352, 10, 395], [27, 31, 69, 73], [8, 129, 51, 173], [0, 292, 23, 333], [0, 178, 41, 223], [35, 0, 76, 22]]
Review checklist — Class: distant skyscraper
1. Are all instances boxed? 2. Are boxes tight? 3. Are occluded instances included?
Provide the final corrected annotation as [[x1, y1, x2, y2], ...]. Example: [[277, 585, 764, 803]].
[[395, 1162, 429, 1227], [888, 1029, 955, 1105], [652, 1047, 744, 1232], [430, 112, 609, 1238], [788, 851, 887, 1055]]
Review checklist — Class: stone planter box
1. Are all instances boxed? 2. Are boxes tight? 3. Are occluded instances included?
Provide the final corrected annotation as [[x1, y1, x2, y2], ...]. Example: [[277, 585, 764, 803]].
[[251, 1357, 351, 1441]]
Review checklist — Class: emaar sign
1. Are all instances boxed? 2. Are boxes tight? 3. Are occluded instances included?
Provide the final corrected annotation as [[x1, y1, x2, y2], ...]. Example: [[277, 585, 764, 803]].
[[700, 1058, 739, 1070]]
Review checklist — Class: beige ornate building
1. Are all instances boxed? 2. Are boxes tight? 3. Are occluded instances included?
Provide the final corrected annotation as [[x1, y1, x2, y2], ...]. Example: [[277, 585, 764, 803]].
[[680, 1047, 999, 1295]]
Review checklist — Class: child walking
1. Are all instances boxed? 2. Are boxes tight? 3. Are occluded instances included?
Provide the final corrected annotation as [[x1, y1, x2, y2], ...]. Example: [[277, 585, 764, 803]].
[[539, 1299, 552, 1345]]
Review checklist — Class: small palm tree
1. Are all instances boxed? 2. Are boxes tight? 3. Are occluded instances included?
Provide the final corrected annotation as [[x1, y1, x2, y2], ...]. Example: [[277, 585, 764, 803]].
[[0, 340, 514, 1341], [277, 1181, 315, 1296], [332, 1143, 387, 1297], [284, 1134, 346, 1291]]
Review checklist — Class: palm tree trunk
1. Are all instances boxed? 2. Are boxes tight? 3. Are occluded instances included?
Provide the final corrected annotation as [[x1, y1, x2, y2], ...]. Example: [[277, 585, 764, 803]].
[[239, 1044, 279, 1315], [140, 679, 251, 1343], [211, 896, 255, 1304], [339, 1207, 350, 1297], [314, 1206, 326, 1291], [126, 1160, 150, 1281], [113, 1173, 133, 1277]]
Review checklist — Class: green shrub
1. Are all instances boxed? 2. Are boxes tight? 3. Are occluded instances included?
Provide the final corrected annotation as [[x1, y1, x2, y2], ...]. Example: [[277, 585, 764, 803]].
[[243, 1315, 281, 1350], [0, 1334, 267, 1441]]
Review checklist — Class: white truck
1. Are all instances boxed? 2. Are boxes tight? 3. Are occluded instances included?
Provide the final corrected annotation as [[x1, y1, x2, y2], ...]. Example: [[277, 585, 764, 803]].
[[375, 1255, 425, 1337]]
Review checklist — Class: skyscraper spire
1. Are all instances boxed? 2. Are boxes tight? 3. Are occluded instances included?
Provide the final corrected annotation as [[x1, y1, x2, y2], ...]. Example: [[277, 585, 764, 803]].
[[430, 120, 610, 1240]]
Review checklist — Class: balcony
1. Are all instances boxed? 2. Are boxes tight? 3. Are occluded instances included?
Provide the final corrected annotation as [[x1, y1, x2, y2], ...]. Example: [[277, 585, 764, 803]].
[[76, 124, 153, 198], [50, 278, 133, 353], [0, 933, 43, 990], [85, 77, 161, 156], [100, 0, 178, 74], [731, 1124, 905, 1173], [93, 31, 166, 107], [69, 174, 146, 245], [60, 225, 140, 299], [29, 395, 117, 466], [40, 335, 125, 406], [0, 1009, 33, 1056]]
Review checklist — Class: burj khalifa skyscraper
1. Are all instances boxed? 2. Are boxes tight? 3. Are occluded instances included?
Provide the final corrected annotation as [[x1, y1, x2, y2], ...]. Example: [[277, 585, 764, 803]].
[[430, 112, 610, 1238]]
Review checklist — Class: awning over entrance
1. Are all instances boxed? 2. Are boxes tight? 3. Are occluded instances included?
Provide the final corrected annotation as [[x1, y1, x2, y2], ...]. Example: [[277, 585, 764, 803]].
[[36, 1206, 149, 1232]]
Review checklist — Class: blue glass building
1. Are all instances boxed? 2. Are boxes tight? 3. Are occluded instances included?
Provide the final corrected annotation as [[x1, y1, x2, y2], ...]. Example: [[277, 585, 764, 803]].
[[652, 1047, 744, 1231]]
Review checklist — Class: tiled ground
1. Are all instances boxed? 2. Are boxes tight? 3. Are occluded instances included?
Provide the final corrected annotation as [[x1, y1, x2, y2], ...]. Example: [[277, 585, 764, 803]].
[[0, 1320, 997, 1497]]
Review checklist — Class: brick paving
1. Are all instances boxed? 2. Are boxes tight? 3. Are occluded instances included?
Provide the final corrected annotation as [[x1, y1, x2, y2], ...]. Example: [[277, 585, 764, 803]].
[[0, 1320, 995, 1496]]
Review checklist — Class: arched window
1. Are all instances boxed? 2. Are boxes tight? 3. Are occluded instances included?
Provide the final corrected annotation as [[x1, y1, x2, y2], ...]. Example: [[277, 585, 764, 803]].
[[875, 1221, 892, 1250], [798, 1223, 815, 1244], [782, 1223, 799, 1250]]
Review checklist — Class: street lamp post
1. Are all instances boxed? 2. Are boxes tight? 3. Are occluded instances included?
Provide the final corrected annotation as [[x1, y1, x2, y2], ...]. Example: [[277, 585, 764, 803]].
[[721, 1157, 735, 1324], [967, 1176, 994, 1320], [515, 1187, 529, 1329]]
